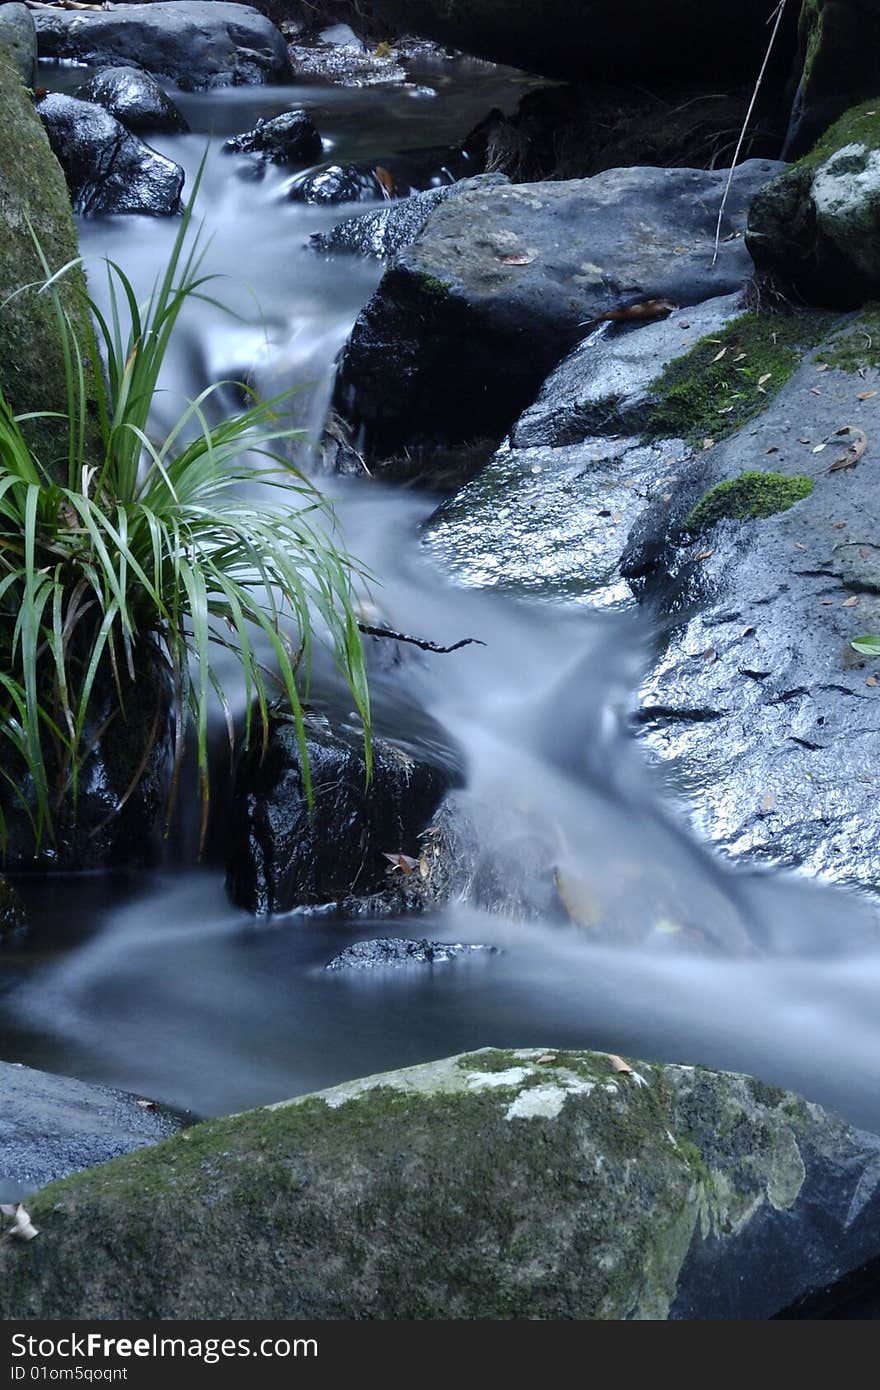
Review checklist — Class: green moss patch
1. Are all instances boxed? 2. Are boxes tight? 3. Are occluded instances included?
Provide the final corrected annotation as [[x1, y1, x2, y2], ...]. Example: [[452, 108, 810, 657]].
[[686, 471, 814, 532], [822, 303, 880, 371], [797, 97, 880, 173], [647, 310, 831, 445]]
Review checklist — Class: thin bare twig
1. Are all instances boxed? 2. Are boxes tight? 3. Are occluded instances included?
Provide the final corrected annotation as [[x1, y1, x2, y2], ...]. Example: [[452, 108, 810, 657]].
[[711, 0, 790, 266], [358, 624, 486, 654]]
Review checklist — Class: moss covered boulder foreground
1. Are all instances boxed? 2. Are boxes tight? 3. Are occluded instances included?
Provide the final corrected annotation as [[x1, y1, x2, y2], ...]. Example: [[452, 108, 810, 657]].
[[748, 100, 880, 306], [0, 40, 95, 475], [3, 1048, 880, 1319]]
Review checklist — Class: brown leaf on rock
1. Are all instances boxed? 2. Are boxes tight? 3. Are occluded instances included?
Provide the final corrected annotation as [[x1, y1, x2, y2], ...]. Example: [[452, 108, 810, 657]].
[[843, 596, 860, 608], [695, 548, 715, 561], [500, 251, 536, 266], [761, 793, 776, 814], [383, 852, 420, 875], [829, 426, 868, 473], [608, 1054, 633, 1074], [858, 391, 877, 401]]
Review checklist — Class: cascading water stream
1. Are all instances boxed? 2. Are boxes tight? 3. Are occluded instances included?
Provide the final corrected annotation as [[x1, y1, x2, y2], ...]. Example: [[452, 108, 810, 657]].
[[3, 58, 880, 1131]]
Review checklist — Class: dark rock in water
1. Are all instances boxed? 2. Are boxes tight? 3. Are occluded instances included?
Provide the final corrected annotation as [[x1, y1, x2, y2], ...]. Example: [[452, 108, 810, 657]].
[[335, 161, 785, 458], [0, 878, 26, 940], [621, 313, 880, 889], [784, 0, 880, 158], [0, 1061, 180, 1204], [33, 2, 292, 90], [226, 711, 453, 914], [311, 174, 508, 260], [748, 102, 880, 307], [223, 108, 322, 167], [0, 3, 37, 88], [76, 66, 189, 135], [5, 1048, 880, 1319], [37, 94, 184, 216], [325, 938, 496, 971], [289, 145, 476, 205]]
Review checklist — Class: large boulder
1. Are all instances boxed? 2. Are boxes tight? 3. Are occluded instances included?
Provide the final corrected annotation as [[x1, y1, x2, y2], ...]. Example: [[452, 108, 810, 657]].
[[31, 2, 292, 90], [226, 711, 454, 914], [335, 161, 785, 458], [76, 66, 189, 135], [784, 0, 880, 158], [620, 309, 880, 887], [0, 2, 36, 87], [0, 1061, 179, 1205], [748, 101, 880, 307], [372, 0, 798, 86], [4, 1048, 880, 1319], [38, 93, 184, 216], [0, 43, 96, 474]]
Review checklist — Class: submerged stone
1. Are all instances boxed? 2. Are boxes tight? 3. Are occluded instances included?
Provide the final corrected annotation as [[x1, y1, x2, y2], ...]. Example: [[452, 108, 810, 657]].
[[2, 1048, 880, 1319], [325, 938, 497, 970]]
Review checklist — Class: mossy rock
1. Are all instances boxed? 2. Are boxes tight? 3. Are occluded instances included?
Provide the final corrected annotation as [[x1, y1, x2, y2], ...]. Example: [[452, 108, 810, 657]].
[[646, 310, 831, 446], [3, 1048, 880, 1320], [785, 0, 880, 158], [0, 43, 96, 478], [686, 471, 814, 533], [748, 99, 880, 307]]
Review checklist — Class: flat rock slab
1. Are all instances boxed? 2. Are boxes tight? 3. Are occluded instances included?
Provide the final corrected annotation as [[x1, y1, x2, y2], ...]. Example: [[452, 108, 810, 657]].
[[622, 334, 880, 886], [31, 2, 291, 89], [335, 161, 785, 456], [3, 1048, 880, 1319], [0, 1061, 179, 1203]]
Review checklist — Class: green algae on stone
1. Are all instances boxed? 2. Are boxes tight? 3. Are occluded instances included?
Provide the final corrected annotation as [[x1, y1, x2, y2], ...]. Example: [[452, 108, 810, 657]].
[[646, 311, 829, 446], [1, 1046, 867, 1322], [822, 303, 880, 372], [0, 43, 96, 478], [686, 471, 814, 533]]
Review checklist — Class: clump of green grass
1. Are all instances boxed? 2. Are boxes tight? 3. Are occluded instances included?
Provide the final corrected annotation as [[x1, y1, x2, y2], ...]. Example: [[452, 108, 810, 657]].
[[0, 172, 370, 859]]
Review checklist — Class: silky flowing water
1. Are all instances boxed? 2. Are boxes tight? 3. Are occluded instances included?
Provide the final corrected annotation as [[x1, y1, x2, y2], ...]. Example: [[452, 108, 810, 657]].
[[3, 57, 880, 1132]]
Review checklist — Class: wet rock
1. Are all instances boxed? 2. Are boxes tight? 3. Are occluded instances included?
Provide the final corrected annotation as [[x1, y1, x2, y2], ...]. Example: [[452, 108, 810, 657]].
[[289, 144, 475, 205], [224, 108, 322, 167], [372, 0, 799, 85], [0, 1061, 180, 1205], [32, 2, 292, 91], [514, 294, 745, 450], [0, 3, 37, 88], [288, 26, 407, 86], [426, 436, 691, 610], [226, 711, 453, 914], [335, 161, 785, 458], [0, 878, 26, 941], [311, 174, 507, 259], [621, 315, 880, 888], [38, 94, 184, 216], [0, 41, 97, 474], [748, 101, 880, 307], [325, 937, 496, 970], [784, 0, 880, 158], [4, 1048, 880, 1319], [76, 66, 189, 135]]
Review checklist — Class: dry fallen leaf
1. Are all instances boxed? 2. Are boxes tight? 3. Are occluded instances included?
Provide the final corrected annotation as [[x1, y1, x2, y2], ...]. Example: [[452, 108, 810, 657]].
[[695, 548, 715, 561], [608, 1054, 633, 1074], [136, 1098, 158, 1111], [374, 165, 395, 196], [382, 852, 420, 875], [829, 426, 868, 473], [858, 391, 877, 401], [815, 363, 830, 372], [712, 347, 728, 362], [860, 547, 873, 559], [868, 677, 878, 688], [758, 372, 772, 386], [703, 647, 717, 663], [500, 251, 536, 266], [741, 625, 756, 638], [811, 387, 823, 396], [812, 442, 828, 453], [536, 1054, 558, 1065], [702, 438, 715, 450], [843, 596, 860, 607], [761, 793, 777, 814]]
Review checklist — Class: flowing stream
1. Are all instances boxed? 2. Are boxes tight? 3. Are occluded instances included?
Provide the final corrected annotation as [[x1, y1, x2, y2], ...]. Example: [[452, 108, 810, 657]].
[[4, 57, 880, 1130]]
